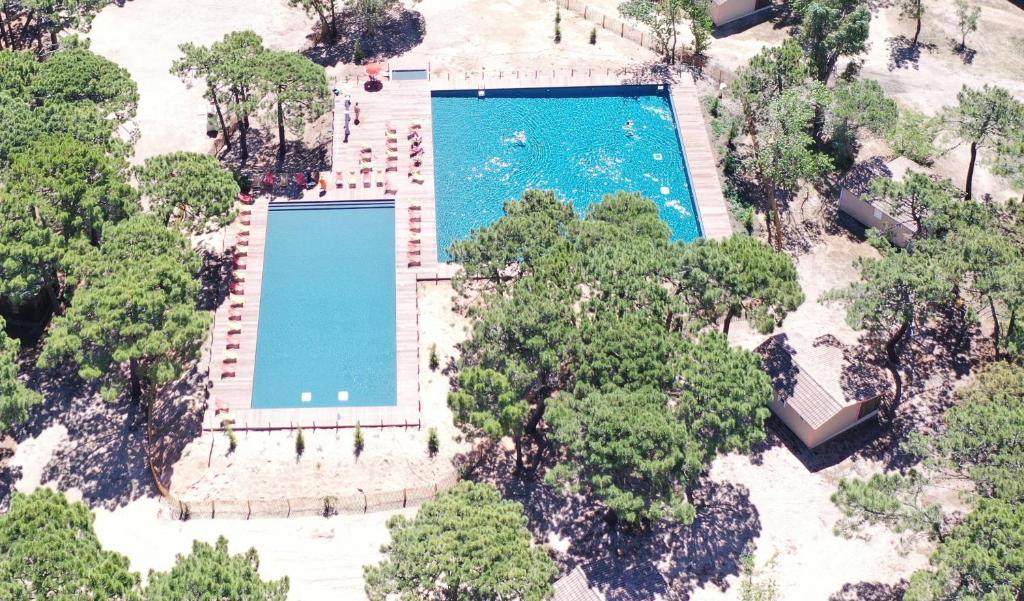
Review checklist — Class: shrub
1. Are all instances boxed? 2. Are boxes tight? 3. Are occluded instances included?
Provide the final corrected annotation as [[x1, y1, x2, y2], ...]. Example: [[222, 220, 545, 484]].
[[590, 27, 597, 45], [887, 109, 939, 165], [322, 495, 337, 517], [353, 40, 365, 65], [429, 344, 440, 371], [354, 423, 364, 457], [427, 427, 439, 457], [555, 6, 561, 25], [554, 24, 561, 44], [225, 426, 237, 454], [295, 427, 305, 458]]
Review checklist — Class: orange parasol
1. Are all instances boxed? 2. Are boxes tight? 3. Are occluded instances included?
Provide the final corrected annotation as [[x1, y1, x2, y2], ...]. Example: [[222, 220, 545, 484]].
[[365, 63, 383, 77]]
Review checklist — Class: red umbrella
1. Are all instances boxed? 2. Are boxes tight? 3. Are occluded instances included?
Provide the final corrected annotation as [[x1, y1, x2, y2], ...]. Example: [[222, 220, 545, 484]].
[[365, 63, 383, 77]]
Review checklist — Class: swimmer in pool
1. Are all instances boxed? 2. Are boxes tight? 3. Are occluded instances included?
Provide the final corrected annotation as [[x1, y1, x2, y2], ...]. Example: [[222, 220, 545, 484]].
[[513, 130, 527, 145], [624, 120, 636, 136]]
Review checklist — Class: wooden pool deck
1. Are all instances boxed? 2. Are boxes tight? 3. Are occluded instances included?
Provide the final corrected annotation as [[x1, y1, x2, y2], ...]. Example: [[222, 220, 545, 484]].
[[204, 72, 729, 431]]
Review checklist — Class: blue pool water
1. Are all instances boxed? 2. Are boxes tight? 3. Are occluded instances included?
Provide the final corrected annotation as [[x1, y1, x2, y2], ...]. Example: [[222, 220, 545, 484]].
[[251, 202, 397, 409], [430, 85, 702, 261]]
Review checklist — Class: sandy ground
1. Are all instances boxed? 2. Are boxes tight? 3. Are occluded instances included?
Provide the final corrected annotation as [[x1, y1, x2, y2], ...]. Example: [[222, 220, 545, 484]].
[[728, 231, 879, 353], [691, 448, 933, 601], [166, 282, 470, 508], [87, 0, 315, 163], [356, 0, 653, 75], [91, 496, 410, 599]]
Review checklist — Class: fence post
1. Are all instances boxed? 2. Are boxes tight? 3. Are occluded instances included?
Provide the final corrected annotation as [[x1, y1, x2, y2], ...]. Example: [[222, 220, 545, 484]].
[[247, 500, 251, 520], [620, 23, 624, 37], [211, 500, 215, 519], [403, 489, 408, 508]]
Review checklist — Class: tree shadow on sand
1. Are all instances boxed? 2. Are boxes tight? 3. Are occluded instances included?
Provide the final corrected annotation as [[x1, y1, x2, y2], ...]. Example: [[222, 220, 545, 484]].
[[887, 35, 938, 71], [753, 310, 984, 475], [219, 127, 329, 178], [829, 579, 908, 600], [465, 446, 761, 600], [197, 248, 234, 312], [304, 7, 426, 67], [7, 343, 207, 510], [951, 41, 977, 65]]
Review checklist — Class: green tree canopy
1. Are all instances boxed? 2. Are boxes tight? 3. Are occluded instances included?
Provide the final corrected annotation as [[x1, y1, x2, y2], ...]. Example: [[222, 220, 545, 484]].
[[0, 49, 39, 100], [363, 482, 557, 601], [0, 315, 43, 432], [143, 536, 289, 601], [38, 215, 209, 403], [0, 194, 64, 307], [4, 134, 137, 245], [547, 387, 701, 525], [179, 31, 268, 161], [828, 78, 898, 167], [908, 362, 1024, 503], [830, 471, 944, 541], [746, 86, 832, 248], [0, 488, 141, 600], [944, 85, 1024, 200], [135, 151, 239, 233], [259, 50, 330, 157], [30, 47, 139, 122], [792, 0, 871, 83], [450, 191, 774, 525], [678, 235, 804, 334], [905, 498, 1024, 601], [869, 171, 959, 234]]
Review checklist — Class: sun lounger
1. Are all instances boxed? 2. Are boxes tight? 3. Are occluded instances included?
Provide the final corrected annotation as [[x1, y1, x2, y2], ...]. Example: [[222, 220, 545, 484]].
[[335, 171, 345, 188], [234, 247, 248, 258], [221, 367, 236, 378], [236, 236, 249, 247], [295, 172, 306, 188], [363, 170, 372, 188], [410, 171, 425, 184], [375, 168, 384, 187], [348, 169, 358, 188], [226, 335, 241, 350], [228, 308, 243, 321], [408, 203, 422, 210], [262, 172, 275, 189], [408, 259, 421, 267], [385, 121, 397, 133], [410, 120, 422, 130], [229, 294, 244, 307], [233, 257, 247, 269], [230, 282, 245, 294], [407, 246, 421, 255], [239, 207, 252, 217], [239, 215, 251, 226], [238, 193, 254, 205], [227, 324, 242, 335], [223, 350, 238, 363], [233, 270, 246, 282], [385, 173, 398, 194]]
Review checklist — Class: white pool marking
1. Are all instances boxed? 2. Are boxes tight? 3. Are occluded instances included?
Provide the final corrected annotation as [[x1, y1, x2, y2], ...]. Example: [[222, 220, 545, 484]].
[[300, 392, 312, 402], [337, 391, 349, 402]]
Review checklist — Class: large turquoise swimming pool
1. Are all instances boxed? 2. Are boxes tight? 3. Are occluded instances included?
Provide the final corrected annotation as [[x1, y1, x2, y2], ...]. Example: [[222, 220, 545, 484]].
[[430, 85, 702, 261], [251, 201, 397, 409]]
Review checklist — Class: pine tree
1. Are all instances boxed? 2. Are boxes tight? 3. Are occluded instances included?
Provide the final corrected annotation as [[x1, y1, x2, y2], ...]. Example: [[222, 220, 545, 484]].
[[136, 152, 240, 233], [363, 482, 557, 600]]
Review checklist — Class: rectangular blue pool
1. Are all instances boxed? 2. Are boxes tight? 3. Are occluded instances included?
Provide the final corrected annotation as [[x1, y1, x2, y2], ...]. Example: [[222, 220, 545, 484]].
[[430, 85, 702, 261], [250, 201, 397, 409]]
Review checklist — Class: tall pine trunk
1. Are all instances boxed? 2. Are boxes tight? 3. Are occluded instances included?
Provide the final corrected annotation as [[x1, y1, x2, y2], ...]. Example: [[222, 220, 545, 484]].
[[913, 14, 921, 46], [276, 98, 286, 158], [210, 87, 230, 151], [722, 306, 737, 334], [965, 141, 978, 200], [129, 358, 142, 404]]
